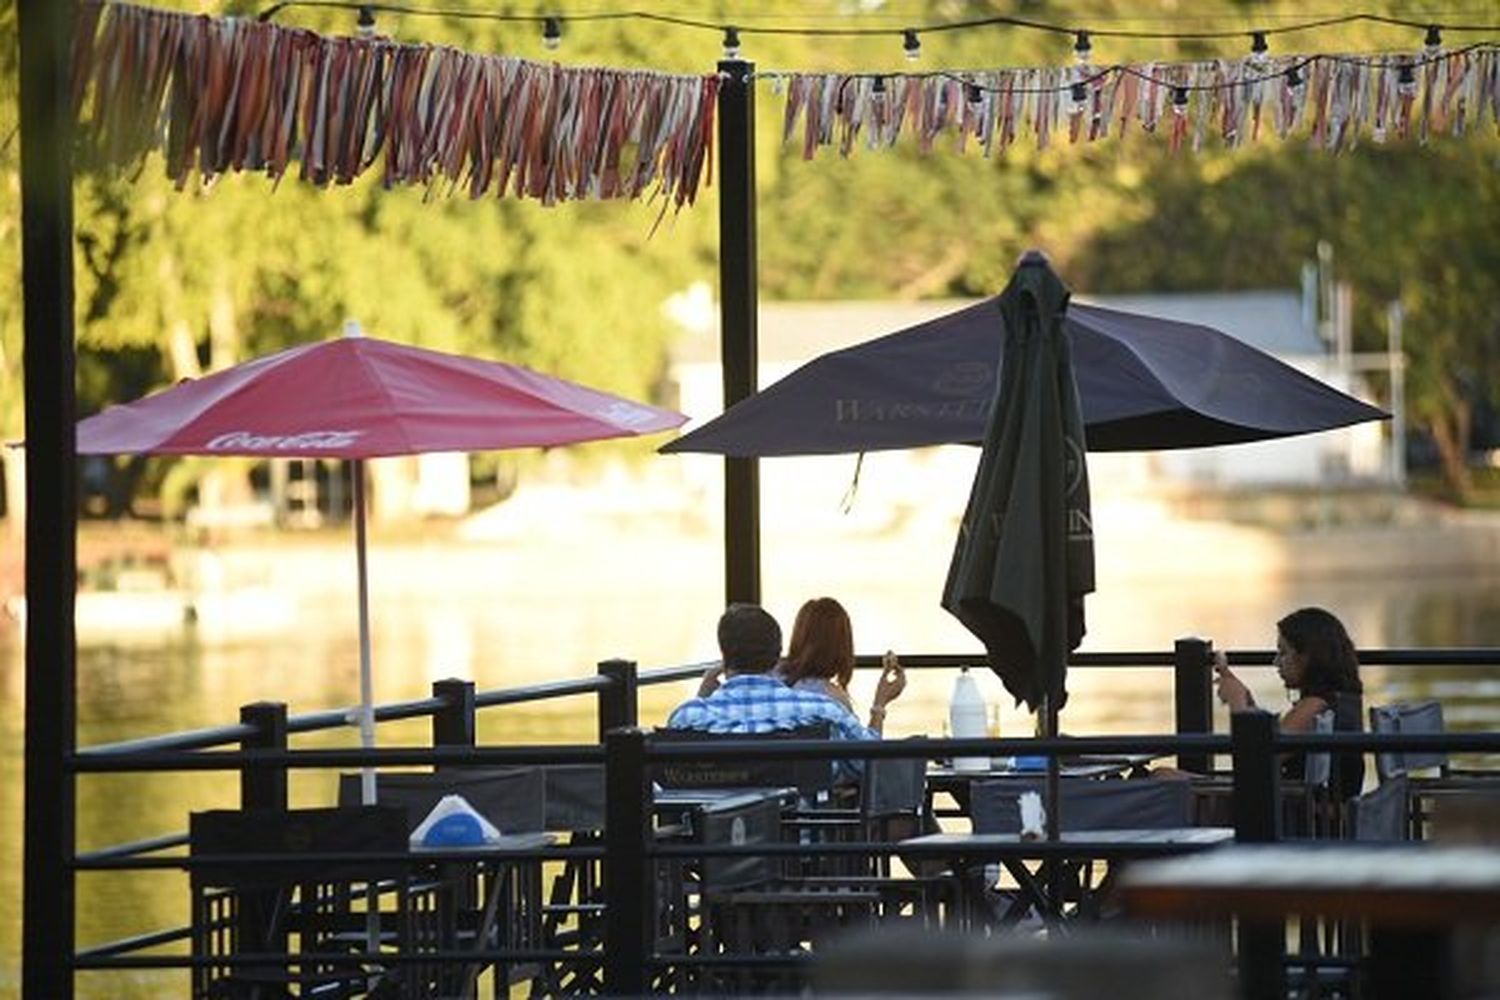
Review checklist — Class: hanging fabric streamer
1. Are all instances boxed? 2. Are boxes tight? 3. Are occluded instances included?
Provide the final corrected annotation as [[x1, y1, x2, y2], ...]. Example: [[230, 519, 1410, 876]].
[[74, 1, 719, 211], [774, 44, 1499, 160], [74, 3, 1500, 188]]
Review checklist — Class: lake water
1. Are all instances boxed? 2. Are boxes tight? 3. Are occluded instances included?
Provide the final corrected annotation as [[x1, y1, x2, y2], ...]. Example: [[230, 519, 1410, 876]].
[[3, 528, 1500, 998]]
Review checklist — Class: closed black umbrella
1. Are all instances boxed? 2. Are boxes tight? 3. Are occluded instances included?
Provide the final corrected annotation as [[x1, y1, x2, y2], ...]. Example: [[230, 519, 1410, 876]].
[[942, 252, 1092, 849], [661, 295, 1386, 458], [942, 253, 1093, 716]]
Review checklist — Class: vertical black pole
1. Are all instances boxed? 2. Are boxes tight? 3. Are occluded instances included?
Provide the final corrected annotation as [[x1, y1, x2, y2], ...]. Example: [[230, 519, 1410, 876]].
[[20, 1, 77, 997], [1230, 710, 1281, 843], [717, 59, 760, 606], [432, 678, 477, 750], [1173, 638, 1214, 774], [603, 728, 652, 996], [430, 679, 475, 998], [1042, 696, 1062, 921], [237, 703, 289, 979], [1230, 710, 1284, 1000], [239, 702, 289, 811], [597, 659, 638, 742]]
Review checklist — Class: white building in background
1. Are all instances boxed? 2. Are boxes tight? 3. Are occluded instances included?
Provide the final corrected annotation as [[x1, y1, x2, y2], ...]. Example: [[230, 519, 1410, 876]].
[[666, 289, 1391, 540]]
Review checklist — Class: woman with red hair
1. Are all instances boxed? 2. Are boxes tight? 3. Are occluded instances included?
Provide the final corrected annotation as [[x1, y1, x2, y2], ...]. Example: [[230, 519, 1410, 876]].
[[780, 597, 906, 734]]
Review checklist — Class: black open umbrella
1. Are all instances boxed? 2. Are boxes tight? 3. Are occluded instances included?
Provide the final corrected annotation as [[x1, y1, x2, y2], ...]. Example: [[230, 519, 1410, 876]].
[[661, 294, 1386, 458], [942, 253, 1093, 717]]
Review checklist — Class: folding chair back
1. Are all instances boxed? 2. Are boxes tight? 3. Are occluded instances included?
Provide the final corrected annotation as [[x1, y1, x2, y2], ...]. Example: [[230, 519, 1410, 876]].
[[189, 806, 410, 999], [541, 763, 606, 832], [653, 723, 838, 795], [694, 790, 789, 892], [862, 755, 926, 819], [192, 805, 409, 886], [971, 779, 1191, 834], [337, 767, 546, 834], [1348, 774, 1410, 842], [1369, 700, 1448, 782]]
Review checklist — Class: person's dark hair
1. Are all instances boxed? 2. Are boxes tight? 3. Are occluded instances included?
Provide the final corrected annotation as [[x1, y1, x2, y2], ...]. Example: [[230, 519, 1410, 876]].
[[783, 597, 855, 689], [1277, 606, 1362, 697], [717, 603, 782, 674]]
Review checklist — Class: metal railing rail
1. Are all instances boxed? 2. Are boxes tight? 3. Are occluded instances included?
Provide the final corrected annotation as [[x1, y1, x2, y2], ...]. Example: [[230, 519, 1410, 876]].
[[62, 646, 1500, 995]]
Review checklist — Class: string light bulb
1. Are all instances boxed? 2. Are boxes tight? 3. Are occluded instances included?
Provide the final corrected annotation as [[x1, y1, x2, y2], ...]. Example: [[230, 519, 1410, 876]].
[[1073, 30, 1092, 66], [1396, 61, 1417, 97], [355, 5, 376, 38], [722, 26, 741, 60], [1069, 81, 1088, 114], [1285, 65, 1304, 92], [1249, 31, 1270, 71], [903, 29, 921, 63], [1423, 25, 1442, 59], [1171, 86, 1189, 115], [965, 82, 983, 109], [542, 16, 562, 52]]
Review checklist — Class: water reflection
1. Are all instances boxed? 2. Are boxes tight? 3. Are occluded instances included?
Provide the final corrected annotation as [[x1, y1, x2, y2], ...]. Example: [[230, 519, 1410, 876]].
[[2, 568, 1499, 998]]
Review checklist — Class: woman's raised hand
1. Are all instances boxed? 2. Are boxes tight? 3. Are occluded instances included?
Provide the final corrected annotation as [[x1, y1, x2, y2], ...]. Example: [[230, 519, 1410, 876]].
[[874, 650, 907, 709], [1212, 650, 1253, 711]]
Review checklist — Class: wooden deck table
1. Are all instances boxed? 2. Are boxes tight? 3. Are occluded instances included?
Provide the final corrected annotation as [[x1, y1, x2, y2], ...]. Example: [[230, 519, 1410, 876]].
[[1119, 843, 1500, 1000]]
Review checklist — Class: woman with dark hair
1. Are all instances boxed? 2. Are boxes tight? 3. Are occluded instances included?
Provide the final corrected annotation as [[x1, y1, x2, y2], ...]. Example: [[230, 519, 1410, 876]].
[[780, 597, 906, 734], [1215, 606, 1365, 798]]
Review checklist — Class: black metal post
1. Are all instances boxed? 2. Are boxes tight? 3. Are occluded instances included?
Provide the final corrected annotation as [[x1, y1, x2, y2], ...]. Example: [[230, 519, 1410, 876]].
[[1230, 710, 1281, 843], [20, 0, 78, 996], [239, 702, 289, 811], [602, 728, 652, 996], [1230, 710, 1284, 1000], [1042, 696, 1062, 921], [1173, 637, 1214, 774], [1368, 928, 1451, 1000], [432, 678, 477, 749], [717, 58, 760, 606], [236, 703, 289, 977], [430, 679, 475, 997], [597, 659, 638, 742]]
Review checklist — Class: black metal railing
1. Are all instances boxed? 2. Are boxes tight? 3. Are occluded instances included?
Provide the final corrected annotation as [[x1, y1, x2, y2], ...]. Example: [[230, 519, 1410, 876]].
[[60, 645, 1500, 995]]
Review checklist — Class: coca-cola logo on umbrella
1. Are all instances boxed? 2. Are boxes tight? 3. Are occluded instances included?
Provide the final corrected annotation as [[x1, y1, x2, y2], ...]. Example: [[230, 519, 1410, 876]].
[[205, 430, 364, 451]]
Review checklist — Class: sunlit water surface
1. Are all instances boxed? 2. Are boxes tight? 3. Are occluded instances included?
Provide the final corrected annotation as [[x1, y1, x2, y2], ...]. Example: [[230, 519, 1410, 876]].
[[3, 530, 1499, 999]]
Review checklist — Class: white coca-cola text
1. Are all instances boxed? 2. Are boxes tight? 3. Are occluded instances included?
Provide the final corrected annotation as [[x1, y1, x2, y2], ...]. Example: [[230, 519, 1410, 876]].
[[205, 430, 363, 450]]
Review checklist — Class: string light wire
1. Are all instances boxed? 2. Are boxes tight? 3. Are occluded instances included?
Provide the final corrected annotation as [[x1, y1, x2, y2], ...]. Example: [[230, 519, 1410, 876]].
[[253, 0, 1500, 41], [801, 41, 1493, 101]]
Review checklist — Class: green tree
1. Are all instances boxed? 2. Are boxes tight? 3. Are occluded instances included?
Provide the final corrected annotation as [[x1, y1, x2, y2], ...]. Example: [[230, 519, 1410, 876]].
[[1064, 142, 1500, 498]]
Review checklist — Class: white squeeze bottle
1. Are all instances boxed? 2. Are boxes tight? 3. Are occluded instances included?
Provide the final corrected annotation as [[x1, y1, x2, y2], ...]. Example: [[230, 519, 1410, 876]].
[[949, 666, 989, 772]]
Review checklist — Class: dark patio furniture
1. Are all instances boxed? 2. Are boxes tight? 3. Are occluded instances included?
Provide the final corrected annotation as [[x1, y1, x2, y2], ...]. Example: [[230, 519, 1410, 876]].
[[1120, 843, 1500, 1000], [335, 768, 546, 835], [189, 805, 415, 1000], [1368, 700, 1500, 840], [899, 826, 1233, 931]]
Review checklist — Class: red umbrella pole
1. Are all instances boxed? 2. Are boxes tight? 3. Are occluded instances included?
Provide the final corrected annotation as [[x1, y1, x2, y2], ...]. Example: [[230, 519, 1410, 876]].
[[353, 458, 377, 804]]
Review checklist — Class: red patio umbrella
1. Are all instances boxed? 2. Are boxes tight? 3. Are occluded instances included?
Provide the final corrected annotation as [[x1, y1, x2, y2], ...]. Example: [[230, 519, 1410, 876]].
[[78, 325, 686, 801]]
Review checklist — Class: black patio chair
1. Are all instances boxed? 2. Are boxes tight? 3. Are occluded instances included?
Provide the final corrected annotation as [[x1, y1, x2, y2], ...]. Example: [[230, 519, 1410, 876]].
[[189, 805, 413, 1000]]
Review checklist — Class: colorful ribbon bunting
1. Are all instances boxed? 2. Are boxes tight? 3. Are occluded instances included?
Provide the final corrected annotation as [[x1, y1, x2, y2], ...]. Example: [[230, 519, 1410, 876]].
[[772, 46, 1499, 159], [73, 1, 719, 209]]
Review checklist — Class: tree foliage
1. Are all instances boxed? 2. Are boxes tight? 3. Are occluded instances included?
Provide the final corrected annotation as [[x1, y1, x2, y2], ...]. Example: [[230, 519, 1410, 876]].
[[4, 0, 1498, 520]]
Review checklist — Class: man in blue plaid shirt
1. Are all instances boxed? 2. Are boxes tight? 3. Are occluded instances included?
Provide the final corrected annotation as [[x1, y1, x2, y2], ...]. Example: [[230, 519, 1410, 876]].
[[667, 603, 875, 743]]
